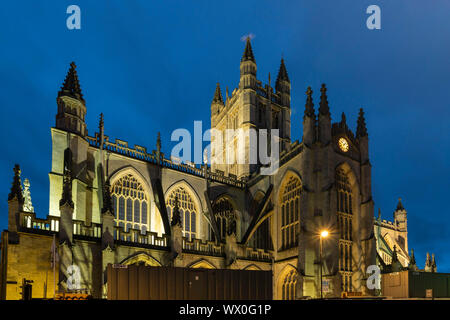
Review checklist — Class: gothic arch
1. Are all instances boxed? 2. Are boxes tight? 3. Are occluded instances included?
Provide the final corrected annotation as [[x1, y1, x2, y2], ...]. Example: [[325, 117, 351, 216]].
[[335, 162, 360, 194], [108, 166, 154, 234], [244, 264, 261, 271], [120, 252, 162, 267], [188, 259, 217, 269], [211, 194, 240, 241], [277, 169, 303, 202], [164, 180, 204, 213], [334, 162, 360, 293], [277, 264, 298, 300], [165, 180, 204, 240], [278, 170, 302, 250], [109, 165, 152, 198]]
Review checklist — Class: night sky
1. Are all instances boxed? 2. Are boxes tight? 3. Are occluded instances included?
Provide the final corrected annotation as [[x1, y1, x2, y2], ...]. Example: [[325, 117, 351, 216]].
[[0, 1, 449, 271]]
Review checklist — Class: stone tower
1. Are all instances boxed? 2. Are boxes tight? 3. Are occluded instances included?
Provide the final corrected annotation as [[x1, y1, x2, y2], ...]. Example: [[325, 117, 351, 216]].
[[56, 62, 87, 137], [49, 62, 97, 223], [210, 38, 291, 179]]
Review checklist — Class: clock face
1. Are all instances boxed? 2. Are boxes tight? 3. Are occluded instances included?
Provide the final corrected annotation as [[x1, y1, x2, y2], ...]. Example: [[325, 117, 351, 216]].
[[338, 138, 349, 152]]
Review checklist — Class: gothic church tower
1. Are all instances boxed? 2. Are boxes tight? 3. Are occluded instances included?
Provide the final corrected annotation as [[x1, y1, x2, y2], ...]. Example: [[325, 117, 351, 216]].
[[211, 38, 291, 179]]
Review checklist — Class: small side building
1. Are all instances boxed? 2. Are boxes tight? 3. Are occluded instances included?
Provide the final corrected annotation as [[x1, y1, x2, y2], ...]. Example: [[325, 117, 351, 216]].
[[382, 270, 450, 299]]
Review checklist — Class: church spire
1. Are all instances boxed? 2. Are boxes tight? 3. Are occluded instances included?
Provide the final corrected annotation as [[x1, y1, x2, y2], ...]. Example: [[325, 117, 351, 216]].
[[341, 112, 347, 126], [410, 249, 416, 265], [431, 253, 437, 272], [8, 164, 23, 203], [356, 108, 368, 138], [241, 37, 255, 62], [319, 84, 330, 116], [212, 82, 224, 105], [425, 252, 432, 272], [304, 87, 315, 118], [276, 58, 290, 85], [396, 198, 405, 211], [58, 62, 85, 104]]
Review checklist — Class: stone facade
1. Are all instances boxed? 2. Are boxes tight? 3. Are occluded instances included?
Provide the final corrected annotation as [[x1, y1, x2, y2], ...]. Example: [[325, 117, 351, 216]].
[[1, 39, 382, 300]]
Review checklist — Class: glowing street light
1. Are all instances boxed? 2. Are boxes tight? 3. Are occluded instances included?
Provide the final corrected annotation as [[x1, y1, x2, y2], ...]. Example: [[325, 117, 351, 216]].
[[319, 229, 329, 299]]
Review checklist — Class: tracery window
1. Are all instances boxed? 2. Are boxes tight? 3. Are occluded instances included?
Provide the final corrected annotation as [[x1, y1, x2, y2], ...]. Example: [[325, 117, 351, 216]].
[[336, 168, 353, 292], [210, 197, 235, 241], [280, 176, 301, 249], [166, 186, 197, 241], [282, 269, 297, 300], [248, 219, 272, 250], [111, 174, 149, 234]]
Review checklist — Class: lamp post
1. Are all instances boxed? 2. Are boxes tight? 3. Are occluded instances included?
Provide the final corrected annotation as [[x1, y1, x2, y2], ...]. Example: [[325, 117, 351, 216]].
[[319, 230, 329, 299]]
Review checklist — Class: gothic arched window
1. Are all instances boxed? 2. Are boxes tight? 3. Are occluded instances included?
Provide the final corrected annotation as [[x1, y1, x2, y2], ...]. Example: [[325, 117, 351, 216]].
[[336, 168, 353, 292], [281, 269, 297, 300], [280, 175, 301, 250], [210, 197, 235, 241], [111, 174, 149, 234], [166, 186, 197, 241]]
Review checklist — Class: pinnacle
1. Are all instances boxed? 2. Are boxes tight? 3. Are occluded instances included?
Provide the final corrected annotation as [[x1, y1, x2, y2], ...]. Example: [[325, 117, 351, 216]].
[[212, 82, 224, 104], [276, 58, 290, 83], [304, 86, 315, 118], [319, 83, 330, 115], [241, 37, 255, 63], [356, 108, 368, 137], [396, 198, 405, 211], [8, 164, 23, 202], [58, 61, 85, 104]]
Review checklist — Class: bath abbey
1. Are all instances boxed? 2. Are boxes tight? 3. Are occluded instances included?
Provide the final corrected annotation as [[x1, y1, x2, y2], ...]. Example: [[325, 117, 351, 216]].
[[0, 38, 429, 300]]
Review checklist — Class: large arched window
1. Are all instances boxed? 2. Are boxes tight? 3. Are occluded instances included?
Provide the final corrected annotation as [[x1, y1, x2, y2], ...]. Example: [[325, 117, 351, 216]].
[[280, 175, 301, 250], [336, 168, 353, 292], [111, 174, 149, 234], [210, 197, 235, 241], [166, 186, 197, 241], [281, 269, 297, 300]]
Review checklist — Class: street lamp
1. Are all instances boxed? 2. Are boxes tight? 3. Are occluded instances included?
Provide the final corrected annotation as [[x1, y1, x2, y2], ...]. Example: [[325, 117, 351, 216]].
[[319, 229, 329, 299]]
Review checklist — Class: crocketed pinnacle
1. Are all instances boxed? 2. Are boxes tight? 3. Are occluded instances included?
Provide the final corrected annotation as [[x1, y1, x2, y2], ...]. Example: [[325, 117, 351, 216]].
[[101, 179, 114, 215], [340, 112, 347, 126], [171, 195, 182, 227], [431, 253, 436, 268], [8, 164, 23, 202], [212, 83, 224, 104], [58, 62, 85, 104], [99, 113, 104, 133], [276, 58, 290, 84], [156, 132, 161, 154], [409, 249, 416, 266], [396, 198, 405, 211], [304, 87, 315, 118], [425, 252, 431, 267], [319, 83, 330, 116], [59, 166, 74, 208], [356, 108, 368, 137], [241, 37, 255, 63]]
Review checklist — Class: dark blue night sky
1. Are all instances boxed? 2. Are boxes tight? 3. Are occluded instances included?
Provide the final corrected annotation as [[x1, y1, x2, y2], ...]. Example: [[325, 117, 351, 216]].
[[0, 1, 449, 271]]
